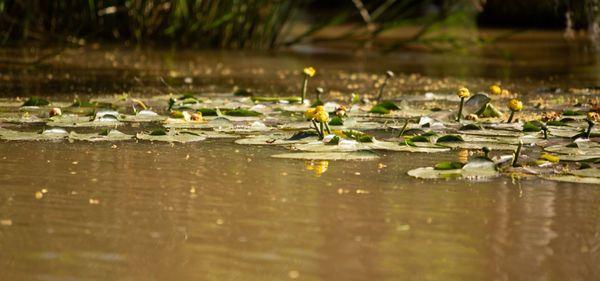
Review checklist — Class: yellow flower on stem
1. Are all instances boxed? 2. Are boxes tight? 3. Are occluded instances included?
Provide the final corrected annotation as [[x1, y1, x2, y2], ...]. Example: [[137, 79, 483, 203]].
[[303, 67, 316, 77], [489, 84, 502, 95], [304, 108, 316, 120], [457, 87, 470, 98], [506, 98, 523, 123], [300, 67, 316, 103], [456, 87, 470, 122], [314, 110, 329, 123]]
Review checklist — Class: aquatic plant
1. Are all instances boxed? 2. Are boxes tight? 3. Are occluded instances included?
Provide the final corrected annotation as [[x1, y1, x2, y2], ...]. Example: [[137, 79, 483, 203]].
[[506, 98, 523, 123], [301, 67, 316, 103], [456, 87, 470, 122], [376, 71, 394, 103]]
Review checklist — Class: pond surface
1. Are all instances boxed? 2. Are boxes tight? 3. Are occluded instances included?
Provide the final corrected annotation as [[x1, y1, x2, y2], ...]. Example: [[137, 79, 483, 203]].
[[1, 34, 600, 281]]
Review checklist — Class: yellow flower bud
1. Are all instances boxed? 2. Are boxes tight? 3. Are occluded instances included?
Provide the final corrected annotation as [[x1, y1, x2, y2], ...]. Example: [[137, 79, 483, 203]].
[[304, 108, 316, 120], [303, 67, 316, 77], [457, 87, 470, 99], [507, 99, 523, 112], [587, 111, 599, 122], [489, 84, 502, 95], [314, 110, 329, 123]]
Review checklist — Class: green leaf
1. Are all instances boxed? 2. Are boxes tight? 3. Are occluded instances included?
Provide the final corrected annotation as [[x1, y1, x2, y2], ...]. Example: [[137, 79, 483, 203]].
[[22, 97, 50, 107], [197, 108, 218, 116], [460, 123, 483, 130], [224, 108, 262, 117], [369, 105, 390, 114], [377, 100, 400, 110], [328, 116, 344, 126], [233, 88, 253, 97], [436, 135, 464, 143], [434, 161, 464, 170], [523, 121, 542, 132], [271, 151, 380, 161], [251, 96, 302, 103], [475, 103, 503, 118]]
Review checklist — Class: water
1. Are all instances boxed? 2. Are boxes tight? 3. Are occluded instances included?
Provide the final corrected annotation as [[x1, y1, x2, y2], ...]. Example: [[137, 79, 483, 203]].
[[1, 34, 600, 280]]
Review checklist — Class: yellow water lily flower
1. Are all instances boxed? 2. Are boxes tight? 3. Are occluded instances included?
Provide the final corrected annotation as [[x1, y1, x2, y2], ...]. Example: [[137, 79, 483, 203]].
[[304, 108, 316, 120], [490, 84, 502, 95], [587, 111, 599, 122], [314, 110, 329, 123], [303, 67, 316, 77], [457, 87, 470, 98], [315, 105, 325, 112], [507, 99, 523, 112]]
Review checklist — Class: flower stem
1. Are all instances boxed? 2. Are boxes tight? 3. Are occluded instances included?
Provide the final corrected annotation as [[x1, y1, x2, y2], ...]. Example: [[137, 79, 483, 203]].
[[507, 110, 515, 123], [324, 122, 332, 134], [301, 75, 309, 103], [586, 119, 594, 138], [311, 119, 322, 138], [398, 119, 409, 137], [376, 77, 390, 103], [319, 122, 324, 139], [512, 139, 523, 167], [456, 97, 465, 122]]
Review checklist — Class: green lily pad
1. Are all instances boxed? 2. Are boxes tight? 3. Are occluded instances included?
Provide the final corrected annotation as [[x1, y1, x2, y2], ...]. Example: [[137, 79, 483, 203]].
[[22, 97, 50, 107], [436, 135, 464, 143], [271, 151, 379, 161], [368, 105, 390, 114], [136, 131, 206, 143], [476, 103, 504, 118], [407, 157, 498, 180], [224, 108, 262, 117], [68, 130, 133, 142], [0, 128, 68, 141], [251, 96, 302, 103], [434, 161, 464, 170], [543, 175, 600, 184]]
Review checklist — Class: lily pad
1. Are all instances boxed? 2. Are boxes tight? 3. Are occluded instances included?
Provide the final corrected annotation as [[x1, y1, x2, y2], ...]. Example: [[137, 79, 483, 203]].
[[136, 130, 206, 143], [69, 130, 133, 142], [0, 128, 68, 141], [271, 151, 379, 161]]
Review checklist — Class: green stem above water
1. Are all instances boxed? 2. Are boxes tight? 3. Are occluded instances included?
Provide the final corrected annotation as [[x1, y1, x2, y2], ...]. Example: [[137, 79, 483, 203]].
[[456, 97, 465, 122]]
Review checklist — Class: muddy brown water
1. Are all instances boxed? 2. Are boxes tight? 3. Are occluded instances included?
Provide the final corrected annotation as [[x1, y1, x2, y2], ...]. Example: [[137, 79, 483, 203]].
[[1, 36, 600, 280]]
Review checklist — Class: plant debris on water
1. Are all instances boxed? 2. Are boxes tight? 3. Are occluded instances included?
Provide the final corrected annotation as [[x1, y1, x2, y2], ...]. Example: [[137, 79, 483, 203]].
[[1, 67, 600, 184]]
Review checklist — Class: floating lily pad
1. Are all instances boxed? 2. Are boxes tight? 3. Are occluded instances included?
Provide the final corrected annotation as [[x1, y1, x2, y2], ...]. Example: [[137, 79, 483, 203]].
[[22, 97, 50, 107], [0, 128, 68, 141], [271, 151, 379, 161], [69, 130, 133, 142], [136, 131, 206, 143], [543, 175, 600, 184], [408, 157, 498, 180]]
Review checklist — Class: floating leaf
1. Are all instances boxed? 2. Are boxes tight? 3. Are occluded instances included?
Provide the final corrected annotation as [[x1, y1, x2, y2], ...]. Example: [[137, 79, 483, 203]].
[[376, 101, 400, 110], [436, 135, 464, 143], [136, 131, 206, 143], [224, 108, 261, 117], [251, 96, 302, 103], [271, 151, 379, 161], [368, 105, 390, 114], [543, 175, 600, 184], [22, 97, 50, 107], [69, 130, 133, 142], [434, 161, 464, 170]]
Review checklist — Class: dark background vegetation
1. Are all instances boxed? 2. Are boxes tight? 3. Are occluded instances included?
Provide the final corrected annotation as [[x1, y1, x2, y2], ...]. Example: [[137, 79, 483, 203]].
[[0, 0, 598, 49]]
